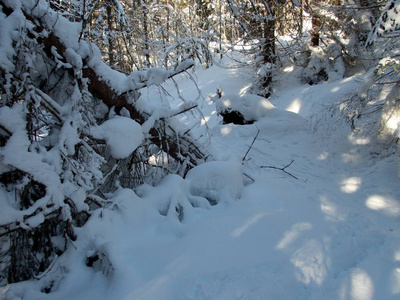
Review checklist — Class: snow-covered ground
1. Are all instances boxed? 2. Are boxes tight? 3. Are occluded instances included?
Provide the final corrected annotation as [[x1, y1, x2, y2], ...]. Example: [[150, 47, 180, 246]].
[[6, 55, 400, 300]]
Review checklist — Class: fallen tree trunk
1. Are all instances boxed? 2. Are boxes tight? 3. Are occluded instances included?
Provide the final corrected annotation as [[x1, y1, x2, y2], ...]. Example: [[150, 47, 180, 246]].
[[41, 32, 204, 167]]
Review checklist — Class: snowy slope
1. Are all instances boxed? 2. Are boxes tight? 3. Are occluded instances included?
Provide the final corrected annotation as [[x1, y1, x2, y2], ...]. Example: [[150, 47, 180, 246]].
[[5, 56, 400, 300]]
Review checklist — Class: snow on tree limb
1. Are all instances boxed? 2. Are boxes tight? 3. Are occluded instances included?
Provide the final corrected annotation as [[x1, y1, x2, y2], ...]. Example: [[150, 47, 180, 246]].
[[367, 0, 400, 44], [0, 0, 206, 285]]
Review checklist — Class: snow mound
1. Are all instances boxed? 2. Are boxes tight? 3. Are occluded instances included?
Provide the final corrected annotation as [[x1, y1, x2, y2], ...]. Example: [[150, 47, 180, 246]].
[[215, 94, 276, 122], [185, 161, 244, 204], [136, 174, 211, 225], [91, 116, 143, 159]]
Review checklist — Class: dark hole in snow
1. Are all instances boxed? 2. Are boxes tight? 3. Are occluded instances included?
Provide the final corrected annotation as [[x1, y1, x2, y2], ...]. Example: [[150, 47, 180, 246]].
[[206, 197, 218, 206], [307, 69, 328, 85], [86, 254, 100, 267], [41, 281, 54, 294], [175, 204, 184, 222], [220, 109, 255, 125]]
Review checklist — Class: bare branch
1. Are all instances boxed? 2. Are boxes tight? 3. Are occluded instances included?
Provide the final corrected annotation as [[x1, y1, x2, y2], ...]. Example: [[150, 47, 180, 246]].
[[243, 128, 260, 162], [260, 160, 299, 180]]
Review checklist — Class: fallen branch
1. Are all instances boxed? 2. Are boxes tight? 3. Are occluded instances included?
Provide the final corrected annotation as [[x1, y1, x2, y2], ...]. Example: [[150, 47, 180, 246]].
[[0, 123, 12, 137], [0, 207, 63, 238], [243, 172, 255, 182], [163, 103, 198, 119], [242, 128, 260, 162], [260, 160, 299, 180], [126, 60, 195, 93]]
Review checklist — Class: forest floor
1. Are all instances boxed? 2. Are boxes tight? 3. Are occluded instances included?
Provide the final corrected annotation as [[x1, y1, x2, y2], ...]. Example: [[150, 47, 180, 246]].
[[7, 53, 400, 300]]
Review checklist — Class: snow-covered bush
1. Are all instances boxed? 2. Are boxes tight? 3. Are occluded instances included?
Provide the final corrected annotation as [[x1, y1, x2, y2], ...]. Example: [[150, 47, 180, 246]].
[[249, 62, 278, 98], [185, 161, 244, 205], [325, 0, 400, 154], [366, 0, 400, 147], [301, 43, 345, 85], [336, 0, 400, 151]]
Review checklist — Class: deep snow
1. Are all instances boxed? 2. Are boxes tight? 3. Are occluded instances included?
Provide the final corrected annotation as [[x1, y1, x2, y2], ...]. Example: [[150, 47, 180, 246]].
[[4, 55, 400, 300]]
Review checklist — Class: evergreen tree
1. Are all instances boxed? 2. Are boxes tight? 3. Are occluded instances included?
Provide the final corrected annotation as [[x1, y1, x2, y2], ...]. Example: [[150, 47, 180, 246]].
[[0, 0, 205, 286]]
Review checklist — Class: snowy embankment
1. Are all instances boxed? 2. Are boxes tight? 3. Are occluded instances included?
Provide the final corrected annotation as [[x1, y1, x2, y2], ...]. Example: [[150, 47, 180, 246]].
[[7, 56, 400, 300]]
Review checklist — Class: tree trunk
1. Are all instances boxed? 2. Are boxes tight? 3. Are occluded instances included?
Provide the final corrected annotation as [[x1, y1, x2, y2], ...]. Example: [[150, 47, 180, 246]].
[[142, 3, 151, 67], [106, 0, 115, 65], [311, 12, 321, 47], [261, 1, 276, 94], [41, 30, 203, 167], [299, 0, 303, 36]]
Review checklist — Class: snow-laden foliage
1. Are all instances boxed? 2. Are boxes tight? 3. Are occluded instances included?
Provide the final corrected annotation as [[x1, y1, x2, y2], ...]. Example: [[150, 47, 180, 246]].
[[338, 0, 400, 149], [90, 116, 143, 159], [301, 43, 345, 85], [0, 0, 103, 283], [0, 0, 399, 297], [0, 0, 205, 286], [368, 0, 400, 42]]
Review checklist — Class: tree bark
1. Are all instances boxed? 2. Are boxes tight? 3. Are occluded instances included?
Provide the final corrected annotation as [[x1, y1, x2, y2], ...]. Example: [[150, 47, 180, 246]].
[[142, 3, 151, 67], [311, 12, 321, 47], [106, 0, 115, 65], [261, 1, 276, 94]]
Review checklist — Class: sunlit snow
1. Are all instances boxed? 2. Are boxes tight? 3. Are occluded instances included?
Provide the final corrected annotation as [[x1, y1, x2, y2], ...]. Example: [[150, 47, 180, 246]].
[[3, 52, 400, 300]]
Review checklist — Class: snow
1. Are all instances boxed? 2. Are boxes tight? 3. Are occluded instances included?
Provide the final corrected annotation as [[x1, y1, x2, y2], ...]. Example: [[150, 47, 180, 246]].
[[0, 7, 21, 72], [91, 116, 143, 159], [145, 67, 171, 86], [1, 130, 64, 202], [186, 160, 244, 204], [25, 213, 45, 228], [3, 52, 400, 300], [215, 93, 277, 122], [0, 103, 25, 132], [0, 188, 21, 225]]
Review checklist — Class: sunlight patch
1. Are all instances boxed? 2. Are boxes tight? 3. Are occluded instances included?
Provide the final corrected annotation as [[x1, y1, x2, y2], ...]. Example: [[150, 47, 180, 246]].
[[331, 86, 340, 93], [286, 99, 302, 114], [149, 153, 169, 166], [283, 66, 294, 73], [350, 268, 374, 300], [341, 152, 360, 164], [221, 126, 233, 136], [201, 116, 210, 125], [320, 196, 346, 221], [392, 250, 400, 295], [340, 177, 362, 194], [260, 99, 275, 110], [348, 133, 370, 145], [239, 84, 252, 95], [365, 195, 400, 216], [395, 250, 400, 262], [317, 151, 329, 160], [276, 222, 312, 249], [390, 266, 400, 295], [385, 117, 400, 131], [290, 239, 328, 285], [232, 212, 269, 238]]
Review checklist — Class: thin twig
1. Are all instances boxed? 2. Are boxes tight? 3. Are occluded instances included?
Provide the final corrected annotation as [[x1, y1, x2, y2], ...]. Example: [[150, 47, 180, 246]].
[[34, 254, 58, 279], [242, 128, 260, 162], [243, 172, 255, 183], [165, 104, 198, 119], [0, 123, 12, 137], [260, 160, 299, 180]]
